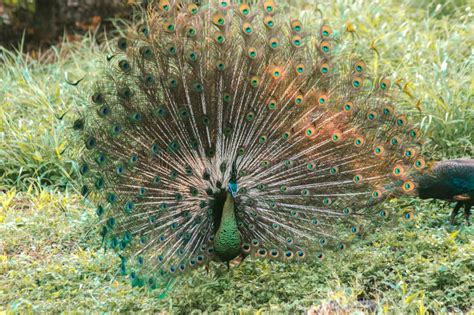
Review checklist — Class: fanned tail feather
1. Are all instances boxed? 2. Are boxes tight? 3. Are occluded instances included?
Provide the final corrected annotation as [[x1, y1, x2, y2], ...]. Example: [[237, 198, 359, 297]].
[[73, 0, 427, 290]]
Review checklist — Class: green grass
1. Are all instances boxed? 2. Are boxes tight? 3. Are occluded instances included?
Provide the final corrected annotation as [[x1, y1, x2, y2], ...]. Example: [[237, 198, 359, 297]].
[[1, 0, 473, 313], [1, 193, 472, 313]]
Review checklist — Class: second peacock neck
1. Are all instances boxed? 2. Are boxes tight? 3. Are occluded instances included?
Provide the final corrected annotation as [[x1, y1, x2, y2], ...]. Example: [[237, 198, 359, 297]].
[[213, 192, 242, 262]]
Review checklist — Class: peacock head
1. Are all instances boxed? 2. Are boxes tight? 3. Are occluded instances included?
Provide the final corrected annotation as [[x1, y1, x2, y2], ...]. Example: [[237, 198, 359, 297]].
[[228, 160, 238, 197]]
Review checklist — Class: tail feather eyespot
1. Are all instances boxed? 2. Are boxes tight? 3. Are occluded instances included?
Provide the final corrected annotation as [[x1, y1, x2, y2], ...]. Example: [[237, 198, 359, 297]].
[[239, 4, 250, 16], [354, 60, 366, 73], [320, 24, 333, 38], [402, 180, 415, 192], [320, 40, 332, 53], [212, 13, 226, 27], [263, 1, 276, 14], [291, 20, 302, 32]]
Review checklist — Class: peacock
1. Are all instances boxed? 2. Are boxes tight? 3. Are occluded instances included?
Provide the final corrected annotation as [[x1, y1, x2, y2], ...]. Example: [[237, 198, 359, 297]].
[[417, 159, 473, 224], [72, 0, 437, 290]]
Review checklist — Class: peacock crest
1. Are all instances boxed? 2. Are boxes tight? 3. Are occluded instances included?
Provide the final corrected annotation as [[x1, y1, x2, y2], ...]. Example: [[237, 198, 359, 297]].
[[72, 0, 427, 290]]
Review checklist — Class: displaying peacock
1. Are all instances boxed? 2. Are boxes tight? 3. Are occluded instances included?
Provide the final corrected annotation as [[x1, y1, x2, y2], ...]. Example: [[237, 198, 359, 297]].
[[72, 0, 432, 290]]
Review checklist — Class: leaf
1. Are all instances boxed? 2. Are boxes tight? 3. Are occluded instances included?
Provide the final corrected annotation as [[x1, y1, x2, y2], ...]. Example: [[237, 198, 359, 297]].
[[55, 142, 66, 159], [1, 188, 16, 211], [32, 151, 44, 162], [449, 230, 460, 240], [404, 291, 420, 305]]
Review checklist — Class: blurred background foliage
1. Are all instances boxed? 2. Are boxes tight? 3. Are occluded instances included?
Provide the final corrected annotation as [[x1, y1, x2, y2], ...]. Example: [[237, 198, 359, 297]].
[[0, 0, 130, 50]]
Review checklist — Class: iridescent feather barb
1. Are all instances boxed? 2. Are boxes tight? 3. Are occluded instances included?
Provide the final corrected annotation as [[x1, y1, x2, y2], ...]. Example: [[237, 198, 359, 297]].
[[73, 0, 427, 290]]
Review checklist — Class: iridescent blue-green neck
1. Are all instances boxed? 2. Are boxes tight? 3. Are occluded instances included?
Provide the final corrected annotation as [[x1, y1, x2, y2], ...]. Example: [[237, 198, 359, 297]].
[[214, 192, 242, 262]]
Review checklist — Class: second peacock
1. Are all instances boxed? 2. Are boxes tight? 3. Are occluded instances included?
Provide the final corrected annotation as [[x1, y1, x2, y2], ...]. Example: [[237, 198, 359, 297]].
[[73, 1, 428, 289]]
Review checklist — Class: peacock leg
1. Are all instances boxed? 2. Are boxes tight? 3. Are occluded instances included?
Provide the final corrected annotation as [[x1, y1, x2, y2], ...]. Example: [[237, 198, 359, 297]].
[[240, 253, 248, 264], [450, 201, 464, 225], [464, 201, 472, 225]]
